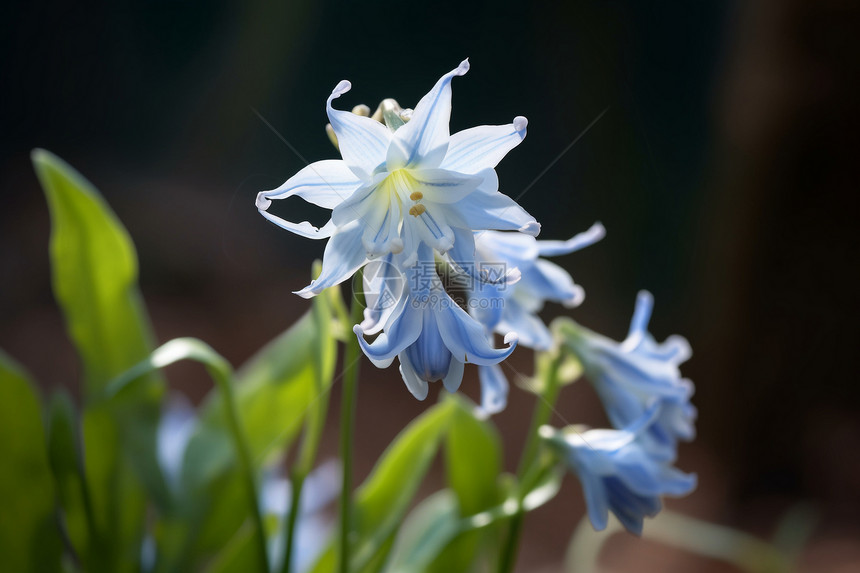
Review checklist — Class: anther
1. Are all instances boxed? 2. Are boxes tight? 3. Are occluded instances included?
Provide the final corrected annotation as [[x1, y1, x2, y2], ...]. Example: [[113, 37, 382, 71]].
[[409, 191, 423, 201], [409, 204, 426, 216]]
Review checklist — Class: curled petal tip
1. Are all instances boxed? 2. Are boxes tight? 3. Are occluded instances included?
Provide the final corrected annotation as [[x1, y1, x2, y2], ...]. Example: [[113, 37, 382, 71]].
[[456, 58, 470, 75], [331, 80, 351, 98], [293, 285, 318, 299], [255, 193, 272, 210], [390, 238, 404, 254], [519, 220, 541, 236], [503, 332, 518, 346], [352, 324, 364, 336], [591, 221, 607, 239], [513, 116, 528, 133], [636, 290, 654, 306], [563, 285, 586, 308]]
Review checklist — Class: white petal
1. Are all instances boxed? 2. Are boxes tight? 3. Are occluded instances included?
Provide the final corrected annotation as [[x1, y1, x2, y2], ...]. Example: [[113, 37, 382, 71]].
[[327, 80, 392, 178], [441, 170, 540, 235], [331, 173, 388, 227], [441, 117, 528, 174], [409, 205, 455, 253], [536, 222, 606, 257], [361, 192, 404, 256], [406, 168, 484, 204], [256, 160, 363, 210], [294, 222, 368, 298], [392, 59, 470, 167], [258, 211, 336, 240]]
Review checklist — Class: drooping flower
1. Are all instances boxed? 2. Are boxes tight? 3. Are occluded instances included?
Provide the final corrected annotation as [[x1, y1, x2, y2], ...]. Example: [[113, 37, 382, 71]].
[[450, 223, 604, 415], [256, 59, 539, 298], [468, 222, 605, 350], [557, 291, 696, 457], [540, 409, 696, 535], [354, 244, 517, 401]]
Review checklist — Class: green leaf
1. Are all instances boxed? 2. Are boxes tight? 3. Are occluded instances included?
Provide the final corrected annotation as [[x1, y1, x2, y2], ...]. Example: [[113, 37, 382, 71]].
[[310, 401, 457, 573], [33, 149, 165, 571], [444, 395, 503, 516], [0, 350, 63, 572], [386, 467, 564, 573], [386, 491, 461, 573], [32, 148, 158, 393], [46, 390, 95, 565]]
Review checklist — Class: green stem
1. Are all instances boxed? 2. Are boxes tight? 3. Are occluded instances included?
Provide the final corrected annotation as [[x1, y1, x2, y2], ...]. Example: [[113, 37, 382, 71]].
[[281, 471, 305, 573], [339, 282, 365, 573], [498, 353, 564, 573], [216, 371, 270, 572]]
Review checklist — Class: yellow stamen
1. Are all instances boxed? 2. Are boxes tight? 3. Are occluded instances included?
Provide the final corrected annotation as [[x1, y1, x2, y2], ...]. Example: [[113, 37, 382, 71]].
[[409, 204, 426, 216], [409, 191, 423, 201]]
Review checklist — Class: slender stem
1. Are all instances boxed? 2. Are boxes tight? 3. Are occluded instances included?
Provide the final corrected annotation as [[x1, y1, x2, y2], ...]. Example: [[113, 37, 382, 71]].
[[282, 291, 336, 573], [281, 471, 305, 573], [216, 370, 270, 572], [498, 353, 564, 573], [338, 283, 365, 573]]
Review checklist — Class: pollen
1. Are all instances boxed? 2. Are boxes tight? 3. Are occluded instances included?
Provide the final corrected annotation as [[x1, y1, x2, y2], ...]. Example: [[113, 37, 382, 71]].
[[409, 191, 423, 201], [409, 204, 426, 216]]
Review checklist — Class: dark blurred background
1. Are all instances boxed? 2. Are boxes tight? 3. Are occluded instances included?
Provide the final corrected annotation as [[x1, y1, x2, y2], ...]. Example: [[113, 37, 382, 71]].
[[2, 0, 859, 570]]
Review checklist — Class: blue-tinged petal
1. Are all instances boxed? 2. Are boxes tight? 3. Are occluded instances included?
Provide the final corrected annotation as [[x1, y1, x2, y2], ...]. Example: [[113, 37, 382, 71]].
[[404, 303, 453, 381], [442, 357, 465, 393], [626, 290, 654, 341], [475, 230, 540, 269], [406, 168, 484, 204], [327, 80, 393, 178], [398, 350, 430, 400], [157, 395, 197, 491], [362, 192, 404, 256], [477, 363, 509, 416], [258, 211, 336, 240], [393, 59, 470, 168], [409, 204, 455, 253], [579, 471, 610, 531], [536, 222, 606, 257], [519, 259, 585, 308], [354, 295, 423, 367], [256, 160, 363, 211], [359, 256, 405, 335], [441, 117, 528, 174], [295, 222, 368, 298], [496, 299, 553, 351], [436, 298, 518, 365], [330, 173, 388, 227], [442, 171, 540, 236]]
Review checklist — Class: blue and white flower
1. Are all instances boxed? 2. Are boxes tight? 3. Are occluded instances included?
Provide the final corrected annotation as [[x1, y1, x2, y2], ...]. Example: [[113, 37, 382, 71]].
[[559, 291, 696, 457], [354, 244, 518, 401], [452, 223, 604, 415], [256, 59, 539, 298], [540, 410, 696, 535], [469, 222, 605, 350]]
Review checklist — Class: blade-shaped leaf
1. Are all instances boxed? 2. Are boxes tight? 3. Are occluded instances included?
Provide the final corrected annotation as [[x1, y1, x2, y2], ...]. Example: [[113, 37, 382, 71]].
[[444, 395, 503, 516], [32, 149, 165, 571], [32, 148, 157, 393], [0, 350, 63, 572]]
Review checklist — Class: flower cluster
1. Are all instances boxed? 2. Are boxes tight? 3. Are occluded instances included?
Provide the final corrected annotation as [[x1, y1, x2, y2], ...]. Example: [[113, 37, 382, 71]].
[[256, 60, 696, 534], [257, 60, 543, 406]]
